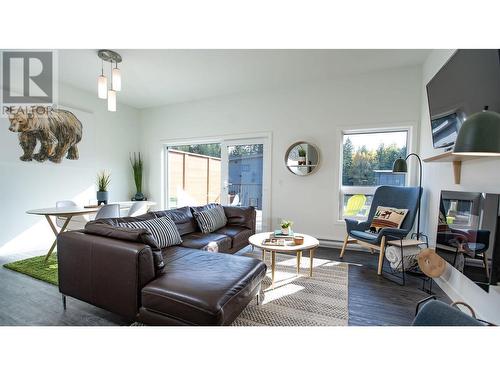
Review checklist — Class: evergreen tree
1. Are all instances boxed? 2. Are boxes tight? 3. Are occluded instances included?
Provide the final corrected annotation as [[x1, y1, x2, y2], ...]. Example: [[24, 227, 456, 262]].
[[342, 137, 354, 185], [350, 150, 375, 186], [171, 144, 221, 158]]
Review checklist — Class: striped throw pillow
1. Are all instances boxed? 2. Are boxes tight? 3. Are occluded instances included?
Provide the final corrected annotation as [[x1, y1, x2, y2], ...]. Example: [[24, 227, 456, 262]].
[[117, 216, 182, 248], [193, 204, 227, 233]]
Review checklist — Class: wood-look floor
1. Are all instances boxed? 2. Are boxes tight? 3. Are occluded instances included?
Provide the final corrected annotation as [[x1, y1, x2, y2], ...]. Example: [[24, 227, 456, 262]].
[[318, 247, 449, 325], [0, 246, 447, 326]]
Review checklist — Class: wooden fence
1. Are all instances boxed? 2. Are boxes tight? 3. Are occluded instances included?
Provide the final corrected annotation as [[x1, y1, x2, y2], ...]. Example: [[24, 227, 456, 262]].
[[168, 149, 221, 207]]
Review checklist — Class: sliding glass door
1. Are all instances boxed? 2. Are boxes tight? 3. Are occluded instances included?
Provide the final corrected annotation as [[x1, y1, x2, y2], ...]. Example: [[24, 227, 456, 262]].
[[221, 138, 268, 232], [166, 143, 221, 208], [164, 135, 270, 232]]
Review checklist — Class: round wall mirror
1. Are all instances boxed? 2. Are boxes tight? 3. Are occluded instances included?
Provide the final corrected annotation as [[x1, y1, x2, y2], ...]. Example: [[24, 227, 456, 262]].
[[285, 141, 320, 176]]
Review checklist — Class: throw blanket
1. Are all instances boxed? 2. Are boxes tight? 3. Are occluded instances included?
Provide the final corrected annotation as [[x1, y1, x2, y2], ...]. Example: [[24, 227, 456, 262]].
[[385, 245, 421, 271]]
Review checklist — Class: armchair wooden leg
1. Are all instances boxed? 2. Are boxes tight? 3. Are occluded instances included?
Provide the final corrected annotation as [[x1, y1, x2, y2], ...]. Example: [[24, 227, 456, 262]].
[[339, 234, 349, 259], [377, 236, 386, 275], [483, 254, 490, 280]]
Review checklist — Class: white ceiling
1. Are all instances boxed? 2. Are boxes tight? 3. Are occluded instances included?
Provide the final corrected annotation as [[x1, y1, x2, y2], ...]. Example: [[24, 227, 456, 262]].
[[58, 50, 430, 109]]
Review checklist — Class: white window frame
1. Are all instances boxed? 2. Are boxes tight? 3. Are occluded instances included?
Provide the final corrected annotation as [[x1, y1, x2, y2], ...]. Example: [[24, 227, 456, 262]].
[[338, 125, 413, 221]]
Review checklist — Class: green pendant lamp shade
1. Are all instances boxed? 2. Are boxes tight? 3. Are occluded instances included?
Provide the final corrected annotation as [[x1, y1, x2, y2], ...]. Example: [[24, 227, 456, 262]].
[[392, 157, 408, 173], [453, 110, 500, 156]]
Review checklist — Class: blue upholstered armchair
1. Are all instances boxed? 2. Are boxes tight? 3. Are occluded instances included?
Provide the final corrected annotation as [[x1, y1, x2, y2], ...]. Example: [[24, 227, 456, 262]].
[[339, 185, 422, 275], [412, 299, 485, 326]]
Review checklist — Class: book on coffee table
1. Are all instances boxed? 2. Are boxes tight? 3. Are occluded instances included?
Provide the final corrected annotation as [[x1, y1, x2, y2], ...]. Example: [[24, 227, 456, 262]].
[[273, 229, 294, 238], [262, 238, 295, 246]]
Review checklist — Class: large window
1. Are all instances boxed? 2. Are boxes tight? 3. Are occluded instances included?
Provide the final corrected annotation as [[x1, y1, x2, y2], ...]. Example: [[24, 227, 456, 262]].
[[341, 130, 408, 219]]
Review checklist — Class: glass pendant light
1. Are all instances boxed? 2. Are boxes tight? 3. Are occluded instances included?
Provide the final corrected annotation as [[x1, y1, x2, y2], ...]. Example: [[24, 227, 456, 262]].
[[108, 89, 116, 112], [112, 62, 121, 91], [97, 59, 107, 99], [97, 50, 122, 112], [107, 61, 117, 112]]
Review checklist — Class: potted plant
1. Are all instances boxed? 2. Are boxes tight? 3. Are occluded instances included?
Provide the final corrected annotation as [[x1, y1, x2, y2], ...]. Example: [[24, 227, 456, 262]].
[[130, 152, 145, 201], [96, 170, 111, 204], [298, 145, 306, 165], [280, 219, 293, 235]]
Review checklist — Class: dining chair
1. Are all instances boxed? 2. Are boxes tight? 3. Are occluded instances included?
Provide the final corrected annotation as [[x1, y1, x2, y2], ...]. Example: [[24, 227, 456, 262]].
[[95, 204, 121, 220], [56, 200, 88, 230], [127, 201, 148, 217]]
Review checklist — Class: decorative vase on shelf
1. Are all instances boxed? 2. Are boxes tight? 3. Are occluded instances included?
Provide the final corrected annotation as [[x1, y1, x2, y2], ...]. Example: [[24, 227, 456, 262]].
[[96, 170, 111, 205], [298, 156, 306, 166], [133, 192, 145, 201], [96, 191, 108, 205], [281, 227, 289, 235]]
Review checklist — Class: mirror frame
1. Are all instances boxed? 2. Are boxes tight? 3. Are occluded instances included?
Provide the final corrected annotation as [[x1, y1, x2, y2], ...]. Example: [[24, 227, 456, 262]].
[[284, 141, 320, 176]]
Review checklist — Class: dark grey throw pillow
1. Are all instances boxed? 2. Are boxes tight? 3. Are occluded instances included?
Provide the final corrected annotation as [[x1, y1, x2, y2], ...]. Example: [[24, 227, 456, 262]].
[[193, 204, 228, 233]]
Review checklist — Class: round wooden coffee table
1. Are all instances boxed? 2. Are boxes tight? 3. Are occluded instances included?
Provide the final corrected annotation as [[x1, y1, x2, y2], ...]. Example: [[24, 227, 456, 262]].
[[248, 232, 319, 286]]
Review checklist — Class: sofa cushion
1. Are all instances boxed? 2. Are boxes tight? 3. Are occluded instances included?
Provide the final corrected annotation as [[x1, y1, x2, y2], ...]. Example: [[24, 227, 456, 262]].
[[84, 221, 165, 270], [193, 204, 227, 233], [117, 216, 182, 248], [85, 221, 158, 248], [153, 206, 198, 236], [215, 226, 252, 250], [94, 212, 157, 226], [222, 206, 256, 230], [181, 232, 232, 253], [140, 249, 267, 325], [191, 202, 218, 214]]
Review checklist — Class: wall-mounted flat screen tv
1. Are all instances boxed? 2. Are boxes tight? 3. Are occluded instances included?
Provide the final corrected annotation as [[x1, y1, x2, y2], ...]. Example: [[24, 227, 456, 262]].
[[426, 49, 500, 150]]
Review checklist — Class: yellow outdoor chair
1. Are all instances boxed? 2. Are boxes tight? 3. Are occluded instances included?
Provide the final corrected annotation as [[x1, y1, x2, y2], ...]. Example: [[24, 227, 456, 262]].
[[344, 194, 367, 217]]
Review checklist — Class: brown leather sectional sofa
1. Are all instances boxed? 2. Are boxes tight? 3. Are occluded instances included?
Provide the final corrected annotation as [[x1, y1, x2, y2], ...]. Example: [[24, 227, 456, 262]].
[[57, 205, 266, 325]]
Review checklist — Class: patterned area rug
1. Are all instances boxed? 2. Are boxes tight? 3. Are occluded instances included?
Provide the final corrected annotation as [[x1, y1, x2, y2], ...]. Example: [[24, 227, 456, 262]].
[[231, 251, 348, 326]]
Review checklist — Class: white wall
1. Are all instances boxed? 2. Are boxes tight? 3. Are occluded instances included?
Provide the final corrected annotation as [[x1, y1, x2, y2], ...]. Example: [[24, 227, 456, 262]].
[[0, 83, 140, 255], [419, 50, 500, 324], [140, 66, 422, 242]]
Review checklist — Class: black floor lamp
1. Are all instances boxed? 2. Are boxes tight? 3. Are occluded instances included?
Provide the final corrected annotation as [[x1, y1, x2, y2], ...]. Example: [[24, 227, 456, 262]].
[[392, 153, 423, 240]]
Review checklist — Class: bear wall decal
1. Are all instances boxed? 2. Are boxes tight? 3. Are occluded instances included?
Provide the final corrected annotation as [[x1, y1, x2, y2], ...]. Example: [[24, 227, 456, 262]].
[[8, 107, 83, 163]]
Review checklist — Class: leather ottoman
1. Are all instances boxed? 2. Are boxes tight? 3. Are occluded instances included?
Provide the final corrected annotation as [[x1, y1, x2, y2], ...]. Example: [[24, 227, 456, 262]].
[[138, 249, 266, 325]]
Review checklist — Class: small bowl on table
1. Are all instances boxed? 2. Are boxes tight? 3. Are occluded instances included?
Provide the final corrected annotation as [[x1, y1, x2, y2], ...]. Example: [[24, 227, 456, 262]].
[[293, 235, 304, 245]]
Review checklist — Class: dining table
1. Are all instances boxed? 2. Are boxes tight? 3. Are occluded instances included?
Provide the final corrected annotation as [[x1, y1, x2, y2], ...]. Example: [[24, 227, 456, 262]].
[[26, 201, 156, 262]]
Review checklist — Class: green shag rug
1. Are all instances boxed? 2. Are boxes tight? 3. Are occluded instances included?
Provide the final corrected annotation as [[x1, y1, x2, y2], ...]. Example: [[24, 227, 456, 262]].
[[3, 253, 59, 285]]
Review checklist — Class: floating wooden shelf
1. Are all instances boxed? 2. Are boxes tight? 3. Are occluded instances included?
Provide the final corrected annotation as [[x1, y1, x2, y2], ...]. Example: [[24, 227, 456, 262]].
[[423, 151, 481, 184]]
